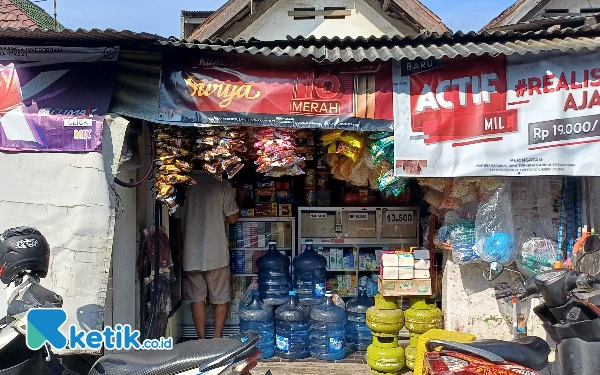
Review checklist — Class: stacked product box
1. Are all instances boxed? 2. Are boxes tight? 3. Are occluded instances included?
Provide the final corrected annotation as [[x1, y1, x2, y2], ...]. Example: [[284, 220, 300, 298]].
[[328, 275, 357, 296], [358, 250, 381, 270], [378, 248, 433, 296]]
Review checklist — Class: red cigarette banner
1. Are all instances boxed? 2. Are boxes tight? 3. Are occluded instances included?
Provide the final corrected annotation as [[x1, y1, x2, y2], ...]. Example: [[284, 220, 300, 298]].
[[158, 54, 394, 131]]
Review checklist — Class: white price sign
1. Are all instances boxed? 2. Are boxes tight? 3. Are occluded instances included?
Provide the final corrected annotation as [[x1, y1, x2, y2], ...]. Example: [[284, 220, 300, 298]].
[[348, 212, 369, 221], [385, 211, 414, 225], [310, 213, 327, 219]]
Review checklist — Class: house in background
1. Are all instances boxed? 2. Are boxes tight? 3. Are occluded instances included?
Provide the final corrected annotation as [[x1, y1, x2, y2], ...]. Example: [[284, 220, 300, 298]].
[[182, 0, 449, 41], [484, 0, 600, 31], [0, 0, 64, 29], [180, 10, 214, 39]]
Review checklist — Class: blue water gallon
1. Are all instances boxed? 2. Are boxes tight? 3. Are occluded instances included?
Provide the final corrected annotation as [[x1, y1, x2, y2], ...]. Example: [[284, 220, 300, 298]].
[[239, 291, 275, 359], [345, 284, 374, 351], [310, 291, 347, 360], [293, 240, 327, 306], [274, 290, 311, 359], [257, 241, 290, 307]]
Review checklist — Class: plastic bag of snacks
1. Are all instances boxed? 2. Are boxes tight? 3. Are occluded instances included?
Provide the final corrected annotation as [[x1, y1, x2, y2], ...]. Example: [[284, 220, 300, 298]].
[[195, 127, 247, 180], [321, 130, 365, 163], [475, 182, 516, 265], [253, 128, 305, 177], [516, 216, 557, 277], [448, 219, 479, 264], [152, 125, 196, 215]]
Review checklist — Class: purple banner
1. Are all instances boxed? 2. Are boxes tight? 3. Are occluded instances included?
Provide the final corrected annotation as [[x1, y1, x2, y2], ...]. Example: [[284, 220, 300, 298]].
[[0, 46, 118, 152]]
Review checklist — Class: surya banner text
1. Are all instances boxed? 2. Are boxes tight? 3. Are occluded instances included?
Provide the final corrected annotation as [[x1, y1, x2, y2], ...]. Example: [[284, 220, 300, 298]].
[[393, 52, 600, 176], [0, 46, 118, 152], [158, 54, 394, 131]]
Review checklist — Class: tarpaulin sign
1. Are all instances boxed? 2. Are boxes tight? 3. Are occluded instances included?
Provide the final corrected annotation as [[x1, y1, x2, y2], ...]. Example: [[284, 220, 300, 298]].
[[393, 52, 600, 177], [158, 54, 394, 131], [0, 46, 118, 152]]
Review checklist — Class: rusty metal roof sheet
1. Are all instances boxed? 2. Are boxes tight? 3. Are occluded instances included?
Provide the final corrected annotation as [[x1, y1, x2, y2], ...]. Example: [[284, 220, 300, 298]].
[[160, 24, 600, 62], [0, 27, 165, 45]]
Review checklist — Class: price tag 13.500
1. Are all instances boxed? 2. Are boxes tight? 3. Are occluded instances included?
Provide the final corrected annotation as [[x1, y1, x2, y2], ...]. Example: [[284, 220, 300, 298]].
[[385, 211, 414, 225]]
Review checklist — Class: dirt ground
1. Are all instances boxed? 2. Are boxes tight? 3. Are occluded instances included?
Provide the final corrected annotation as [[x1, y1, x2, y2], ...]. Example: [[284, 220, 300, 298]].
[[254, 361, 413, 375]]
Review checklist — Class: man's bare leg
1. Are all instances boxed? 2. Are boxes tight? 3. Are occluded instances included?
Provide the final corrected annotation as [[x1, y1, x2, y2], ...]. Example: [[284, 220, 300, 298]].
[[191, 301, 206, 339], [213, 303, 229, 338]]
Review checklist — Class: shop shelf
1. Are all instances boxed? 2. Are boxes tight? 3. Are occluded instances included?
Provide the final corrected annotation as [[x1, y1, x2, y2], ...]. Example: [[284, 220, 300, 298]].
[[228, 247, 292, 251]]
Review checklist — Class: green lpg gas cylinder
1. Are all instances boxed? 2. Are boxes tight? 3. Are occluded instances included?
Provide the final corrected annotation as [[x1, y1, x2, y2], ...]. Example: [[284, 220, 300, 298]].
[[366, 306, 404, 334], [404, 333, 420, 370], [404, 297, 443, 334], [366, 335, 405, 374]]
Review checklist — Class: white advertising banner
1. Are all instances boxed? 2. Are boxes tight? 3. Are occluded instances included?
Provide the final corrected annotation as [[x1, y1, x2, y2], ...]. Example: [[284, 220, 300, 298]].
[[393, 51, 600, 177]]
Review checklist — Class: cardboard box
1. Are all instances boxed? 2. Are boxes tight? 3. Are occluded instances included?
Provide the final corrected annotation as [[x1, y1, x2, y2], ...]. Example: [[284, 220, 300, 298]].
[[381, 266, 399, 279], [343, 253, 350, 269], [381, 252, 399, 267], [240, 208, 255, 218], [256, 188, 276, 196], [398, 253, 415, 267], [278, 203, 292, 217], [398, 267, 414, 280], [329, 250, 337, 270], [414, 269, 431, 279], [413, 248, 430, 260], [257, 180, 274, 189], [415, 259, 431, 270], [336, 249, 344, 270], [378, 277, 432, 296], [359, 253, 366, 270]]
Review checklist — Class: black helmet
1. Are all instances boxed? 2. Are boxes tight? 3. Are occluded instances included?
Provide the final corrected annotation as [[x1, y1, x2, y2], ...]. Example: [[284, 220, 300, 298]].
[[0, 227, 50, 284]]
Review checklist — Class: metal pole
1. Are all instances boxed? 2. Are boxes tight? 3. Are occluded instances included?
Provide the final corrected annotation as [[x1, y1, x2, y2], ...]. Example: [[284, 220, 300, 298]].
[[53, 0, 57, 29]]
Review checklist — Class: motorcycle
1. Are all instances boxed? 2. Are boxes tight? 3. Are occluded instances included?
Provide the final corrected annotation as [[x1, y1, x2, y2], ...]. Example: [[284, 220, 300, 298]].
[[423, 264, 600, 375], [0, 273, 261, 375]]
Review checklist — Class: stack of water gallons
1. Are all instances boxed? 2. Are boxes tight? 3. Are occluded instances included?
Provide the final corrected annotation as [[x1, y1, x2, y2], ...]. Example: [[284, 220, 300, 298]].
[[239, 240, 290, 359], [345, 277, 374, 351], [275, 290, 311, 359], [293, 240, 327, 308], [403, 297, 443, 370], [366, 294, 405, 374]]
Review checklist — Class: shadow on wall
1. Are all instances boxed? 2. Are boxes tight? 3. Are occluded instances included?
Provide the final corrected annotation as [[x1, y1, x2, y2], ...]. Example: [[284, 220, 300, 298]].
[[76, 304, 104, 332]]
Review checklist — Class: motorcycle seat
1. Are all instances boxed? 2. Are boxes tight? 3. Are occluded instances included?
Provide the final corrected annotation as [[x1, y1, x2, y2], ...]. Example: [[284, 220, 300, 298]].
[[88, 333, 257, 375], [465, 336, 551, 371]]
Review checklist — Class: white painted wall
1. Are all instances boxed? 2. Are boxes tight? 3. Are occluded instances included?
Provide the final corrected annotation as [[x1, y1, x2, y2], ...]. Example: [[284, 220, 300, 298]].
[[237, 0, 401, 40], [0, 115, 127, 354]]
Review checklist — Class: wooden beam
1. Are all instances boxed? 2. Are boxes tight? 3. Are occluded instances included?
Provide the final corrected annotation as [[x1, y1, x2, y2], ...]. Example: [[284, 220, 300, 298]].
[[288, 9, 352, 17]]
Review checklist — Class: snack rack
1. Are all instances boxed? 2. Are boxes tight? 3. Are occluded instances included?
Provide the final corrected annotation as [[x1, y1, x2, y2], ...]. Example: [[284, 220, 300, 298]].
[[297, 207, 419, 298]]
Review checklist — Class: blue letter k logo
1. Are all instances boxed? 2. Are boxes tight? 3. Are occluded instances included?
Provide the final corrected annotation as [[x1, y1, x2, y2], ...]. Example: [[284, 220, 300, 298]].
[[26, 308, 68, 350]]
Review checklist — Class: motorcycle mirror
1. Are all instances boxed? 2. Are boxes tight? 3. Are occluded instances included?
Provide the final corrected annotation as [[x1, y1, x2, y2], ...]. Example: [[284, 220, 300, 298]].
[[483, 262, 504, 281], [583, 234, 600, 254]]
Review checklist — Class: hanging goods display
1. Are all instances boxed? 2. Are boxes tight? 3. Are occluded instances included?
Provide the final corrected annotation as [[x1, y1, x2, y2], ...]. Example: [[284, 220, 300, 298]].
[[195, 127, 247, 180], [475, 182, 516, 265], [253, 128, 305, 177], [153, 125, 196, 214]]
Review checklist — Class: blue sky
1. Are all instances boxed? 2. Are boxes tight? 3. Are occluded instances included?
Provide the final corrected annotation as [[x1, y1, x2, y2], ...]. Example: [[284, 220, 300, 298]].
[[34, 0, 515, 37]]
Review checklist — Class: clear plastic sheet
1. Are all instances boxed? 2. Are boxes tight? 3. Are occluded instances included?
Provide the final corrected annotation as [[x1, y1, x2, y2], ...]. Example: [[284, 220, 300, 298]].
[[475, 183, 516, 265]]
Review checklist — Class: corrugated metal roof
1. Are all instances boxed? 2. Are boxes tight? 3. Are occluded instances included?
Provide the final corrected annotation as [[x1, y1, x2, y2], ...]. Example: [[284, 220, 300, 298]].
[[0, 27, 165, 44], [160, 25, 600, 62]]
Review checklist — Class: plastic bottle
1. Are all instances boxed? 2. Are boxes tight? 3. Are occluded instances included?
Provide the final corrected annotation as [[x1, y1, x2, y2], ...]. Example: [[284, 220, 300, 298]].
[[274, 290, 311, 359], [293, 240, 327, 306], [239, 291, 275, 359], [310, 291, 346, 360], [345, 282, 374, 351], [257, 241, 291, 306]]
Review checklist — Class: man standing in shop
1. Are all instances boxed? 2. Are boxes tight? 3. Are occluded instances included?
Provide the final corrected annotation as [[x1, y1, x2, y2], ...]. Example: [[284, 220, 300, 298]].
[[182, 165, 239, 339]]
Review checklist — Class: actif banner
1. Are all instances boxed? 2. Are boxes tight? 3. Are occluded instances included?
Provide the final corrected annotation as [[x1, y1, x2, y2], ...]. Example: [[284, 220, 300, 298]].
[[0, 46, 119, 152], [393, 52, 600, 176], [158, 54, 394, 131]]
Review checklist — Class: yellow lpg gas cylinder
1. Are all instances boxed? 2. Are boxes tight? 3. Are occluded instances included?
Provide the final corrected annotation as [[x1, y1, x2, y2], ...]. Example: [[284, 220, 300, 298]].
[[366, 335, 405, 374], [404, 297, 443, 334]]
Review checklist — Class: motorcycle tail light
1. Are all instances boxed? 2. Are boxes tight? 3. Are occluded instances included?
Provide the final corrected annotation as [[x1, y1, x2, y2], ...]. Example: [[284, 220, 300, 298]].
[[425, 354, 451, 375], [440, 355, 469, 371], [232, 349, 261, 375]]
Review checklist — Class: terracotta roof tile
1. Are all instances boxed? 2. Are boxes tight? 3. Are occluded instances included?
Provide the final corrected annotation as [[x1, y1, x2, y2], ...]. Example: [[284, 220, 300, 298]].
[[0, 0, 62, 30]]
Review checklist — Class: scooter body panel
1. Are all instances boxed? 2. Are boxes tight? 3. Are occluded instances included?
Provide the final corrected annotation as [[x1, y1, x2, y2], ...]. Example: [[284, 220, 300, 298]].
[[424, 351, 547, 375], [556, 338, 600, 375]]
